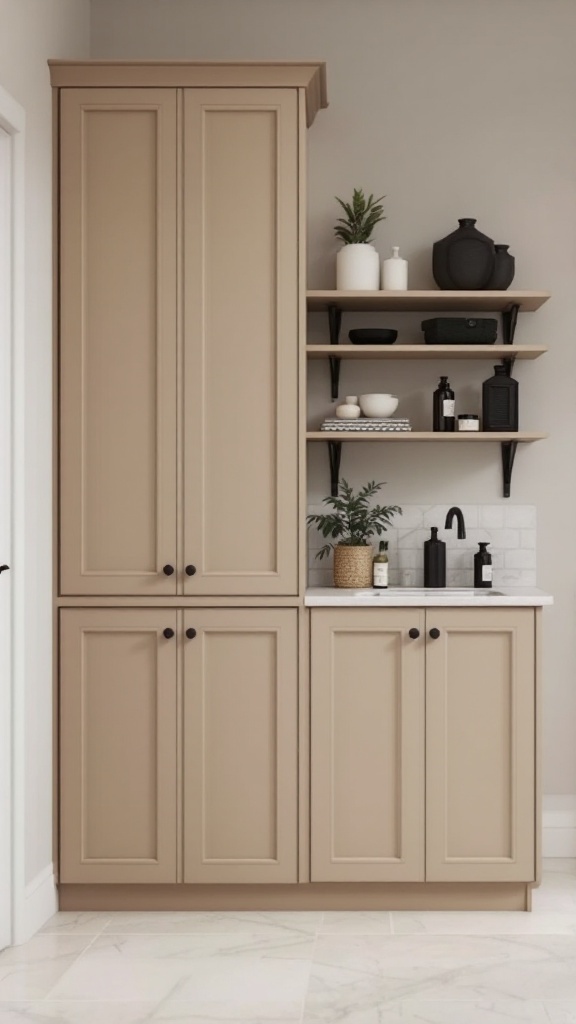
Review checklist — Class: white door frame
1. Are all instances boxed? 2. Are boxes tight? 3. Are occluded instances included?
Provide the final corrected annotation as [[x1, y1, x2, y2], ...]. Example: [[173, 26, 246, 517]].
[[0, 83, 25, 949]]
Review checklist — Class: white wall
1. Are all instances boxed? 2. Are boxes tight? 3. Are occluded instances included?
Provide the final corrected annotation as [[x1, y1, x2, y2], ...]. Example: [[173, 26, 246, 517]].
[[91, 0, 576, 798], [0, 0, 90, 937]]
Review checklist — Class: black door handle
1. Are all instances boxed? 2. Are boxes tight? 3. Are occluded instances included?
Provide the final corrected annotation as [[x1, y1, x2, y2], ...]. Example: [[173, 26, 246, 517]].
[[408, 628, 420, 640], [162, 564, 175, 576], [0, 565, 9, 574], [429, 628, 441, 639], [185, 565, 196, 577], [162, 627, 175, 639], [186, 628, 197, 640]]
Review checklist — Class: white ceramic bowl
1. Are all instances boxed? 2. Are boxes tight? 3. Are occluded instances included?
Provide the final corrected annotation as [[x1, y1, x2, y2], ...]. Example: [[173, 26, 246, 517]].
[[359, 393, 399, 418]]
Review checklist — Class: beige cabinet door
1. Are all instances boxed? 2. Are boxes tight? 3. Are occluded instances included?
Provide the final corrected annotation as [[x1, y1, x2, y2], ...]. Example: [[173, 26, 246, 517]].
[[59, 89, 178, 595], [426, 607, 535, 882], [183, 609, 298, 882], [311, 608, 425, 882], [60, 609, 178, 882], [182, 90, 299, 596]]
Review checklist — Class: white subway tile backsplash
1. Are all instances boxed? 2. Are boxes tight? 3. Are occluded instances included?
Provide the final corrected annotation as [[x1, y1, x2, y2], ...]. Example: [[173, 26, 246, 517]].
[[484, 528, 520, 549], [504, 505, 537, 528], [479, 505, 505, 528], [520, 529, 537, 549], [306, 503, 537, 589], [504, 548, 537, 569]]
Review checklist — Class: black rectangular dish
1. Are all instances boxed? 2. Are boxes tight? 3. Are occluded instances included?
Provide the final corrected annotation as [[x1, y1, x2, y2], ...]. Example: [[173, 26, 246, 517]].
[[421, 317, 498, 345]]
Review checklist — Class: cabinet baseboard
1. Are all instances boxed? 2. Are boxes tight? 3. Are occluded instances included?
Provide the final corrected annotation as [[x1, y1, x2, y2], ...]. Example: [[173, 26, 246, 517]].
[[59, 882, 532, 912]]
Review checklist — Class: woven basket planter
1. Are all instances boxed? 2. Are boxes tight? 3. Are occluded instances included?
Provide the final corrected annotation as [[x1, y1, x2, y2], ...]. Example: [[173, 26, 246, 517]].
[[333, 544, 373, 588]]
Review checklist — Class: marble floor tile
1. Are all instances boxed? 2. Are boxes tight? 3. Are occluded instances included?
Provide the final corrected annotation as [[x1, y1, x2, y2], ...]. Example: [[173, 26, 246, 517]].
[[303, 998, 550, 1024], [0, 935, 93, 1000], [101, 910, 322, 936], [304, 934, 576, 1022], [0, 1002, 299, 1024], [47, 932, 313, 1011], [391, 911, 576, 935], [321, 912, 393, 934], [40, 912, 111, 936]]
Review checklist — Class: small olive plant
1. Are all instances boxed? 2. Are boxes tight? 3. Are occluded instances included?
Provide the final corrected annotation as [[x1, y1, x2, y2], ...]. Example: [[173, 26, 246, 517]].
[[307, 479, 402, 560], [334, 187, 386, 245]]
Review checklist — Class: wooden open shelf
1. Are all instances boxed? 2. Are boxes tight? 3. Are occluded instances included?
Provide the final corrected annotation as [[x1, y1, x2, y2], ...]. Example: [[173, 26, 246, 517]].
[[307, 344, 548, 361], [306, 290, 551, 313], [307, 432, 547, 442]]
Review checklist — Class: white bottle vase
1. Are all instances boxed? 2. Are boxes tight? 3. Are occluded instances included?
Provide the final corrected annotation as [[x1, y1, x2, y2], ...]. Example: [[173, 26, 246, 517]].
[[336, 244, 380, 290], [382, 246, 408, 290]]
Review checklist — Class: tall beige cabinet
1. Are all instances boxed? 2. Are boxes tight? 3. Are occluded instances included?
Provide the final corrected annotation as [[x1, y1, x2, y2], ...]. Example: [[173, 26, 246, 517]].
[[52, 61, 327, 891]]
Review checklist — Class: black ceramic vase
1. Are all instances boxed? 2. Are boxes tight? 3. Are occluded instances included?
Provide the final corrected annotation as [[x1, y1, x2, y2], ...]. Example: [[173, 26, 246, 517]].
[[433, 218, 495, 290], [487, 244, 515, 290]]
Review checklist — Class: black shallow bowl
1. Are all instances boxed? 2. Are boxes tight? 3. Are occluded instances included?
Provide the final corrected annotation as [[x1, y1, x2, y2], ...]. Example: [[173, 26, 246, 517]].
[[348, 328, 398, 345]]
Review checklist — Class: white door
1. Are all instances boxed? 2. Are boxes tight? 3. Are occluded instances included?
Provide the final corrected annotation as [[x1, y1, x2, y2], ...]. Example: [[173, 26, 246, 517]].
[[0, 124, 13, 950]]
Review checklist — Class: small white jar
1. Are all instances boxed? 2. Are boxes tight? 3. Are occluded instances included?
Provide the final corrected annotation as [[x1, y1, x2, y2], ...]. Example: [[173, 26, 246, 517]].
[[458, 414, 480, 432], [336, 395, 361, 420]]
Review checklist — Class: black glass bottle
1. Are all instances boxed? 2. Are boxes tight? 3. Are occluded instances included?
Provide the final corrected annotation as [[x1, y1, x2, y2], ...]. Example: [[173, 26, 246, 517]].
[[424, 527, 446, 588], [433, 376, 455, 432], [482, 365, 518, 431], [474, 542, 493, 589]]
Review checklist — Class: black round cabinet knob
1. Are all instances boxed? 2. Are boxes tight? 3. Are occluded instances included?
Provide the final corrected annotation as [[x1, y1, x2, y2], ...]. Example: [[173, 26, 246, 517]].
[[429, 627, 441, 640], [186, 628, 197, 640], [162, 564, 175, 576], [408, 628, 420, 640], [0, 565, 9, 574], [163, 627, 175, 639], [185, 565, 197, 577]]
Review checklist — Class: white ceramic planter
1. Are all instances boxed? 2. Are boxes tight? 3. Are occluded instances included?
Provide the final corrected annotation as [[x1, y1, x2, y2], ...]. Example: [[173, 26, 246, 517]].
[[336, 244, 380, 290]]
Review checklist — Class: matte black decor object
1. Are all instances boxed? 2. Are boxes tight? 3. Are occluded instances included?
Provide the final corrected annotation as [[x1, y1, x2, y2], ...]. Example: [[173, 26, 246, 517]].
[[482, 364, 519, 431], [433, 375, 455, 431], [422, 317, 497, 345], [432, 218, 495, 290], [424, 527, 446, 588], [348, 328, 398, 345], [474, 542, 493, 589], [487, 244, 515, 290]]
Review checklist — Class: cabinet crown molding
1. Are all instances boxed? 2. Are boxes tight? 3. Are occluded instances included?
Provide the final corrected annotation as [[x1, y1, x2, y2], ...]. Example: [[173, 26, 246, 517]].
[[48, 59, 328, 126]]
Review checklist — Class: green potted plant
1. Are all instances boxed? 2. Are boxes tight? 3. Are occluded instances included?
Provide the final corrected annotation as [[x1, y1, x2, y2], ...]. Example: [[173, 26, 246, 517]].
[[335, 187, 386, 291], [307, 479, 401, 588]]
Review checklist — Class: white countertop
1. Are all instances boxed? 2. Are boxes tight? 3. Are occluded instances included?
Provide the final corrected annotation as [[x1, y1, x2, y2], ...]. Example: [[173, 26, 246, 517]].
[[305, 587, 553, 607]]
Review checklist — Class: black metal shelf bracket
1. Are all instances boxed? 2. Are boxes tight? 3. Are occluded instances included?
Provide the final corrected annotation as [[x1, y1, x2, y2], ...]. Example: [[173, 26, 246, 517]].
[[328, 440, 342, 496], [501, 303, 520, 376], [328, 303, 343, 400], [501, 440, 518, 498]]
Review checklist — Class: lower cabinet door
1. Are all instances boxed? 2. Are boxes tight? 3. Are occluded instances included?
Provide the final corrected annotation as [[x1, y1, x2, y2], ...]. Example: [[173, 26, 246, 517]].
[[183, 609, 298, 882], [60, 609, 178, 883], [426, 607, 535, 882], [311, 608, 425, 882]]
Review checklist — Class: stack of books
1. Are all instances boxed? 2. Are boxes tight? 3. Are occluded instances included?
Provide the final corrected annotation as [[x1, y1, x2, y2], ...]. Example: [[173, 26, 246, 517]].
[[320, 418, 412, 432]]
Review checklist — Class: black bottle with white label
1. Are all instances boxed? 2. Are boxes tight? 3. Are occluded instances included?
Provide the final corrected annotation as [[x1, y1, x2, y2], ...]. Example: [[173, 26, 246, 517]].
[[433, 375, 455, 432], [474, 541, 493, 589]]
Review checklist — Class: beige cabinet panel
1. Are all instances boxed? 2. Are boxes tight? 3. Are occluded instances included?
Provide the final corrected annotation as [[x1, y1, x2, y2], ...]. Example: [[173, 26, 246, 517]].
[[183, 609, 298, 882], [60, 609, 178, 882], [426, 608, 535, 882], [59, 89, 178, 595], [182, 90, 299, 595], [311, 608, 425, 882]]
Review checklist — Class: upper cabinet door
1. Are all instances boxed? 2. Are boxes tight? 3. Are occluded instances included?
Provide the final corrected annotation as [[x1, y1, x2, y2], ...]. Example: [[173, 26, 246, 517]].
[[59, 89, 178, 595], [426, 607, 535, 882], [182, 90, 299, 595]]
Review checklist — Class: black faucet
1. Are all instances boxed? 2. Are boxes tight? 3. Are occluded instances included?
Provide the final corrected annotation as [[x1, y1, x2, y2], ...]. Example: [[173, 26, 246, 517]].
[[444, 506, 466, 540]]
